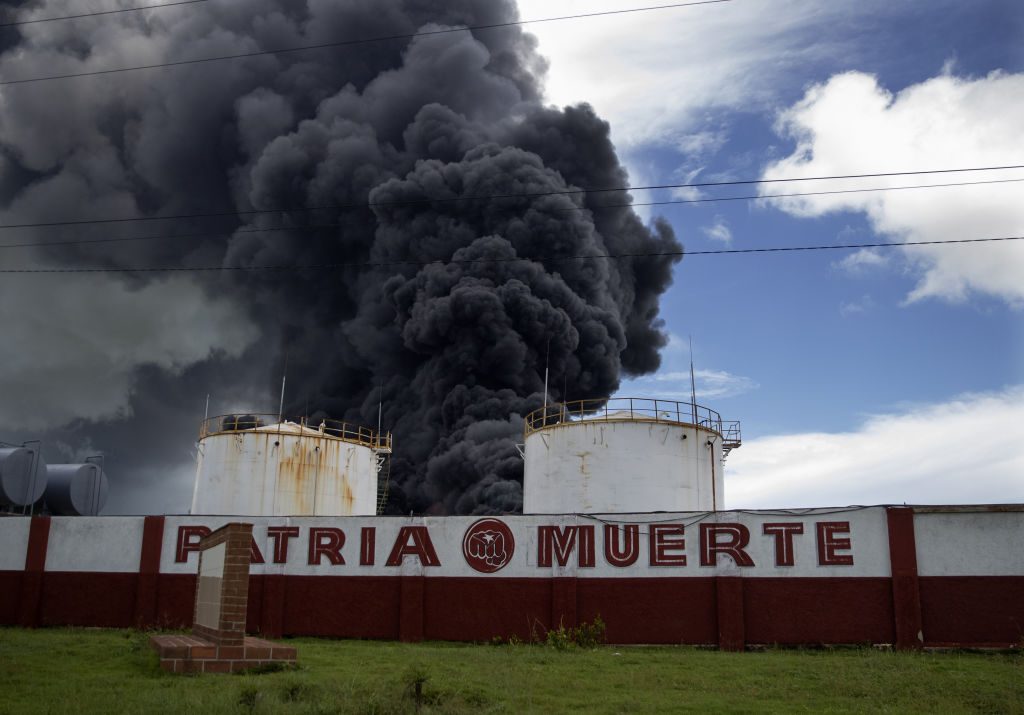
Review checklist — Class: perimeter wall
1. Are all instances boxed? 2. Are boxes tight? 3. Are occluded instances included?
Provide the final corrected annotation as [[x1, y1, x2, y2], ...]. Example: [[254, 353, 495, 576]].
[[0, 506, 1021, 650]]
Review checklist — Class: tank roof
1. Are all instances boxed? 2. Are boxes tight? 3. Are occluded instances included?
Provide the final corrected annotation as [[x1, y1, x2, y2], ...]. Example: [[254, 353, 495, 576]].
[[199, 414, 392, 452], [525, 397, 741, 456]]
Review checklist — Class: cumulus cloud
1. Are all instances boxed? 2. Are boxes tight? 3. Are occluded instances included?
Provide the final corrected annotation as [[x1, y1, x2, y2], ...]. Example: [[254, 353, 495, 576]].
[[0, 276, 258, 431], [701, 216, 732, 244], [761, 70, 1024, 307], [834, 248, 890, 275], [726, 386, 1024, 508], [617, 333, 757, 403], [838, 294, 874, 317], [514, 0, 919, 153]]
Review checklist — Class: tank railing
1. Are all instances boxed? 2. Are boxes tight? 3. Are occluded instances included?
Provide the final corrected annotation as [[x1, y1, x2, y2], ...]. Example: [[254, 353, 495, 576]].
[[199, 413, 392, 451], [524, 397, 737, 439]]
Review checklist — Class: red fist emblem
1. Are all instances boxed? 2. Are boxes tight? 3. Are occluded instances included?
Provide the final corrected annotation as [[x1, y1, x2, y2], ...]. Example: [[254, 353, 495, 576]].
[[462, 518, 515, 573]]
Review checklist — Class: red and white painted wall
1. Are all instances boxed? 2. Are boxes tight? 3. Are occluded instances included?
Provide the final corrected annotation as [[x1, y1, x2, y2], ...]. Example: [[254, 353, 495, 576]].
[[1, 506, 1021, 649]]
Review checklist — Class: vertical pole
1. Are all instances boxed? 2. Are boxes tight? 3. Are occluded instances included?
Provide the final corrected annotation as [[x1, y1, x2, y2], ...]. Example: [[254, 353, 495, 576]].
[[689, 336, 698, 424], [542, 339, 550, 425], [278, 352, 289, 423], [709, 438, 717, 512], [376, 382, 383, 449], [278, 375, 287, 423]]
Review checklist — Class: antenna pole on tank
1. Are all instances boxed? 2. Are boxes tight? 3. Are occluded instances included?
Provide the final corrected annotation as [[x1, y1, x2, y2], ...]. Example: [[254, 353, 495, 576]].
[[278, 351, 289, 423], [542, 339, 551, 425], [689, 336, 698, 424], [376, 382, 383, 449]]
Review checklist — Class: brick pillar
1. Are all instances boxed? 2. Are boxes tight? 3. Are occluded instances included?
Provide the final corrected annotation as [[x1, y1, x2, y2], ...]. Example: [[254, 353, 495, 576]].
[[192, 523, 253, 647], [716, 577, 745, 651], [886, 507, 923, 650], [18, 517, 51, 628], [133, 516, 165, 628]]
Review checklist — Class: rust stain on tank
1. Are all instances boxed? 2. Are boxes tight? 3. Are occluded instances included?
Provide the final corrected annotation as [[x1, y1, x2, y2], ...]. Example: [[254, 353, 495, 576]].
[[276, 434, 315, 515]]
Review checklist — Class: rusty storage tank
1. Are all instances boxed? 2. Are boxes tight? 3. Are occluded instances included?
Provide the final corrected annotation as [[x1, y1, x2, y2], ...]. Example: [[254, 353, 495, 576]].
[[522, 398, 741, 514], [190, 414, 392, 516], [44, 462, 108, 516], [0, 445, 47, 507]]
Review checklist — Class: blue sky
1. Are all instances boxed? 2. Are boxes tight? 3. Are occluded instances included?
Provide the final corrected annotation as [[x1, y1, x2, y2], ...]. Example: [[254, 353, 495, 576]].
[[518, 0, 1024, 506]]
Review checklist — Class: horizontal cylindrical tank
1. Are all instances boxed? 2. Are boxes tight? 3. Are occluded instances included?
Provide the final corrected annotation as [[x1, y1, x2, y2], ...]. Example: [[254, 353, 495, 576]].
[[45, 463, 108, 516], [0, 446, 47, 507], [191, 415, 392, 517], [522, 398, 740, 514]]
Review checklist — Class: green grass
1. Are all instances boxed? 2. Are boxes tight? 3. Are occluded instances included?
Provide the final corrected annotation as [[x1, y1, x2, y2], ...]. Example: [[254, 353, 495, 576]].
[[0, 628, 1021, 714]]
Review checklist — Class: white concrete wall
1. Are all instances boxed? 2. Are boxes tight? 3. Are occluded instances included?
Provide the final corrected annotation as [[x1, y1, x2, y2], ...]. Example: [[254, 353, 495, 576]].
[[44, 517, 143, 573], [523, 420, 725, 513], [915, 510, 1024, 576], [159, 508, 890, 578], [0, 517, 30, 570]]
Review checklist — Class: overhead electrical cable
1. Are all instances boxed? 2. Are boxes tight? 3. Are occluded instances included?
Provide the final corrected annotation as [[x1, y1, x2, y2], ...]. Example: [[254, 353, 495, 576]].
[[0, 0, 210, 28], [1, 165, 1020, 232], [3, 177, 1021, 251], [1, 236, 1018, 274], [0, 0, 733, 86]]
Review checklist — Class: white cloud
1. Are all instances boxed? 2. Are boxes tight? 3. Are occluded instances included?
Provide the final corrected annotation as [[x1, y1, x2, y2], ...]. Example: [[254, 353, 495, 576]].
[[839, 294, 874, 317], [515, 0, 871, 150], [761, 70, 1024, 307], [619, 367, 758, 401], [725, 386, 1024, 508], [620, 333, 757, 401], [701, 216, 733, 244], [0, 276, 258, 431], [834, 248, 890, 275]]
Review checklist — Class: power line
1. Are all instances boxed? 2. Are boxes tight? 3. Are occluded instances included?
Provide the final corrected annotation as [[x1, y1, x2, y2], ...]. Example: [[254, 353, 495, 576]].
[[0, 0, 210, 28], [2, 165, 1021, 232], [1, 236, 1018, 274], [0, 1, 733, 86], [3, 177, 1021, 251]]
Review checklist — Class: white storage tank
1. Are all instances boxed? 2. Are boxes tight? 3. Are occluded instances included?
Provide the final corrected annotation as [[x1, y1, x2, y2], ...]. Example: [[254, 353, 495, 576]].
[[0, 445, 47, 507], [522, 398, 741, 514], [190, 414, 391, 516]]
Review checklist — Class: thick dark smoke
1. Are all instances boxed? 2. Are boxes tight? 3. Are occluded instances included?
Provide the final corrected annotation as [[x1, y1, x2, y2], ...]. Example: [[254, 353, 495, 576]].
[[0, 1, 679, 514]]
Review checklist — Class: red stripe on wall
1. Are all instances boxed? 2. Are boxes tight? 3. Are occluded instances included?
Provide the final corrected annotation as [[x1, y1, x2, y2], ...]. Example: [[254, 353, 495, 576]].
[[919, 576, 1024, 647], [551, 577, 577, 631], [400, 576, 425, 642], [18, 517, 50, 627], [284, 575, 401, 639], [716, 577, 745, 651], [423, 578, 552, 642], [886, 507, 923, 650], [0, 572, 21, 626], [41, 573, 137, 628], [743, 577, 895, 645], [259, 574, 287, 638], [577, 578, 718, 645], [7, 567, 1023, 649], [133, 516, 164, 628]]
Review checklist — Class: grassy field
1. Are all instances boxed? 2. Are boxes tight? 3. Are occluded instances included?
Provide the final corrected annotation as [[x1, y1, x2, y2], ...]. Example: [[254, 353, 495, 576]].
[[0, 628, 1021, 714]]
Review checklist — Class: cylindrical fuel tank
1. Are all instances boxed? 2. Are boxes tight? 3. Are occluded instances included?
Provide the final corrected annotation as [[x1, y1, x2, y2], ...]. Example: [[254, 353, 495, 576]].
[[190, 416, 391, 516], [0, 446, 48, 507], [44, 463, 108, 516], [523, 398, 740, 514]]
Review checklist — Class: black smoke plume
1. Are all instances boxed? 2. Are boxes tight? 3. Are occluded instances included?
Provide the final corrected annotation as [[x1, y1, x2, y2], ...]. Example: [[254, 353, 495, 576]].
[[0, 1, 679, 514]]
